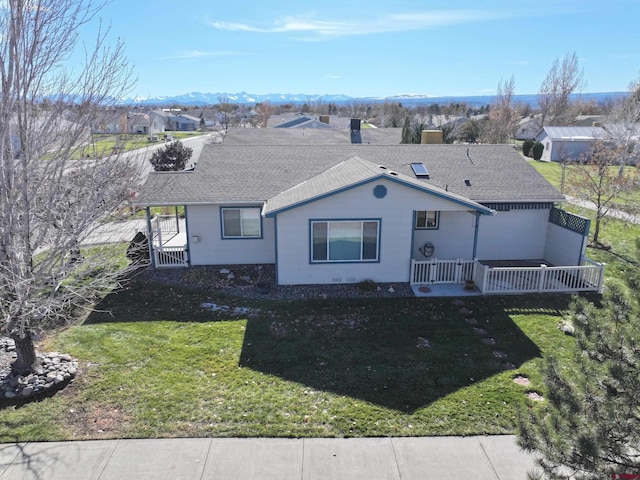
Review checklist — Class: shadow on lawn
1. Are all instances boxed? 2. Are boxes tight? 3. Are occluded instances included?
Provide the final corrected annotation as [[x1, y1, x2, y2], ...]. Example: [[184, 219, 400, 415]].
[[84, 279, 249, 324], [85, 281, 572, 414], [238, 295, 561, 413]]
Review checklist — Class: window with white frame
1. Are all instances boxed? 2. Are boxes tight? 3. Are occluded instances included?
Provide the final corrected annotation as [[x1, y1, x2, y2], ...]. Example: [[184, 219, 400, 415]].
[[415, 211, 439, 229], [311, 220, 380, 262], [221, 207, 261, 238]]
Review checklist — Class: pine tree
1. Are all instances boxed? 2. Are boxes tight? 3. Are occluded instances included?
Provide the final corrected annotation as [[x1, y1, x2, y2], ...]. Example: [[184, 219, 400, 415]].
[[518, 249, 640, 479], [149, 140, 193, 171]]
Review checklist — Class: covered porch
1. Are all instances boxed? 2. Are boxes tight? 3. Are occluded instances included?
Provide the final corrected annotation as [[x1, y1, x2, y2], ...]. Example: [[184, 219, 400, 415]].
[[147, 207, 188, 268]]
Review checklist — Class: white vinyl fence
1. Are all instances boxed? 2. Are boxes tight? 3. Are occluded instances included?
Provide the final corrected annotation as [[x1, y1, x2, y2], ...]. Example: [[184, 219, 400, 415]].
[[411, 257, 605, 294]]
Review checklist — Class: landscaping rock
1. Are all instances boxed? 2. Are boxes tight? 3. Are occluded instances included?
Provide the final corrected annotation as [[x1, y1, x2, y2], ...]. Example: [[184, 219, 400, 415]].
[[0, 339, 79, 401], [491, 349, 508, 359]]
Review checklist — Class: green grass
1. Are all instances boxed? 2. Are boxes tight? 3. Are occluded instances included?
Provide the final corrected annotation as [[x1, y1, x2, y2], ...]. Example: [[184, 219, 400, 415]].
[[72, 132, 205, 159], [529, 158, 640, 282], [528, 159, 640, 205], [0, 281, 578, 441]]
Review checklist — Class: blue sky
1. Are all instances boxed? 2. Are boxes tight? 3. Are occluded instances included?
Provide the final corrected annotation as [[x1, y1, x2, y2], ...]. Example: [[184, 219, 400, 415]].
[[80, 0, 640, 99]]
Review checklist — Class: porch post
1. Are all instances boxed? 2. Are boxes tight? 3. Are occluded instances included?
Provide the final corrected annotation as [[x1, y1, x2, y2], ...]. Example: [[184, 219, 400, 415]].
[[537, 264, 547, 293], [597, 262, 606, 294], [146, 207, 156, 268], [472, 212, 481, 259], [174, 205, 180, 233]]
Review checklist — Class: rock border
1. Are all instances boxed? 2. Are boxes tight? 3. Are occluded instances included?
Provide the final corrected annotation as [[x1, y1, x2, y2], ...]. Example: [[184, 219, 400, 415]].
[[0, 338, 78, 401]]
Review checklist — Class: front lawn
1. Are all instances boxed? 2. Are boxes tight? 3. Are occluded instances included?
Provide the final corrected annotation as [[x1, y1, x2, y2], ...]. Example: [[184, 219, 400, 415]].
[[0, 280, 578, 441]]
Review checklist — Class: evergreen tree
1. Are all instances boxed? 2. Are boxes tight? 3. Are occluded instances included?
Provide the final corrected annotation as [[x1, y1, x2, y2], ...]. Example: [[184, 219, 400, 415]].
[[401, 116, 412, 144], [518, 246, 640, 479], [149, 140, 193, 171]]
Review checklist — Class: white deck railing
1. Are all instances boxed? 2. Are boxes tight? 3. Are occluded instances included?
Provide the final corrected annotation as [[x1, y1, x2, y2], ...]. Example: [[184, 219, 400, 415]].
[[411, 258, 475, 285], [154, 246, 188, 268], [411, 257, 605, 294], [150, 215, 180, 247]]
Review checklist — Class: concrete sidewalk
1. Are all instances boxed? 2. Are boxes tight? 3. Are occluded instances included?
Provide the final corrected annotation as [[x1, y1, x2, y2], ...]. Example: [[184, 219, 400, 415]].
[[0, 435, 538, 480]]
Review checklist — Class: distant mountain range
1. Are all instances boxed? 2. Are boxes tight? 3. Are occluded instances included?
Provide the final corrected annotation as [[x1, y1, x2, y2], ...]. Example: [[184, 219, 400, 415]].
[[123, 91, 628, 108]]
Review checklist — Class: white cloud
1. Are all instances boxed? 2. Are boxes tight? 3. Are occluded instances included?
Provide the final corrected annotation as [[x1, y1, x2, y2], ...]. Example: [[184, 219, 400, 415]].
[[207, 10, 511, 40]]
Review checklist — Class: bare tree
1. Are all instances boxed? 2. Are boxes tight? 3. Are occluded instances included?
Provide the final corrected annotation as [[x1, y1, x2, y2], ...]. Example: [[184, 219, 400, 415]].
[[254, 101, 271, 128], [0, 0, 142, 375], [565, 141, 639, 245], [537, 52, 585, 128], [482, 76, 518, 143], [604, 77, 640, 175], [216, 96, 234, 134]]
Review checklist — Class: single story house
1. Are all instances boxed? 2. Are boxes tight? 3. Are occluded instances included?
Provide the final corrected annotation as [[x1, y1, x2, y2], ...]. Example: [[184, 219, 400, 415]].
[[150, 110, 200, 132], [534, 126, 605, 162], [135, 133, 605, 295], [514, 115, 541, 141]]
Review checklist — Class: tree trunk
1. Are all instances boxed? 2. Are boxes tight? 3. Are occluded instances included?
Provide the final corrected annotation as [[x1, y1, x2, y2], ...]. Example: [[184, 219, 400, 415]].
[[593, 215, 601, 245], [10, 332, 40, 376]]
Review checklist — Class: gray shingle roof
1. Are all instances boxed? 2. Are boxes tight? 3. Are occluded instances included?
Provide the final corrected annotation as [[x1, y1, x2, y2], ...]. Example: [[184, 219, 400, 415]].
[[263, 156, 493, 216], [136, 140, 564, 207]]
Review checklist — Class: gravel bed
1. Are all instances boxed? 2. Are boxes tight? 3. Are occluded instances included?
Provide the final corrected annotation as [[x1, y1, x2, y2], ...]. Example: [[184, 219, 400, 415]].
[[136, 264, 415, 301]]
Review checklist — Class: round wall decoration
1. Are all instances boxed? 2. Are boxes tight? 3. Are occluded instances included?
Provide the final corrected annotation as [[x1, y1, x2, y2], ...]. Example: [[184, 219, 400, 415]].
[[373, 184, 387, 198]]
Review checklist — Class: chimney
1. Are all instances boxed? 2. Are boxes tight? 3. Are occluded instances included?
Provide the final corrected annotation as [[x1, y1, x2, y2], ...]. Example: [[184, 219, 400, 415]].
[[350, 118, 361, 133], [421, 129, 443, 144], [319, 115, 330, 124]]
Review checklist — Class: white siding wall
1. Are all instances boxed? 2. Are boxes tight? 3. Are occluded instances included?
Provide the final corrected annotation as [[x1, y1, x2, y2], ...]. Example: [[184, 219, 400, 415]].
[[476, 209, 549, 260], [186, 204, 275, 265], [548, 139, 594, 162], [544, 223, 587, 266], [274, 179, 471, 285], [412, 211, 476, 260]]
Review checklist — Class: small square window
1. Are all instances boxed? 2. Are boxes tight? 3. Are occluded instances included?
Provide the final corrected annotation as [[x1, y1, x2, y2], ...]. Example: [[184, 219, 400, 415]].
[[221, 207, 261, 238], [415, 211, 439, 229]]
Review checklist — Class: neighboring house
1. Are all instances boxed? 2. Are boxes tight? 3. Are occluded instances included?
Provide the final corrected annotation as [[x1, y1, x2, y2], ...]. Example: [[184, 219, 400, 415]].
[[92, 111, 124, 134], [150, 110, 200, 132], [127, 112, 152, 134], [534, 126, 606, 162], [135, 130, 605, 295], [275, 116, 334, 129], [603, 122, 640, 164], [572, 115, 605, 127], [514, 115, 541, 141], [91, 110, 162, 135]]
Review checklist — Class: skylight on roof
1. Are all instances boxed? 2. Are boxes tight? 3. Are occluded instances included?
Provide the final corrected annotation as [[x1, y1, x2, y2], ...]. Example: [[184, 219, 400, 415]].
[[411, 163, 430, 178]]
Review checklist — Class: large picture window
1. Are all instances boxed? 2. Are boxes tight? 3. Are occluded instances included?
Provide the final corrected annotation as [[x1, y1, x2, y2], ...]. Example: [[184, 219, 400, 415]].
[[311, 220, 380, 262], [415, 211, 439, 229], [221, 207, 261, 238]]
